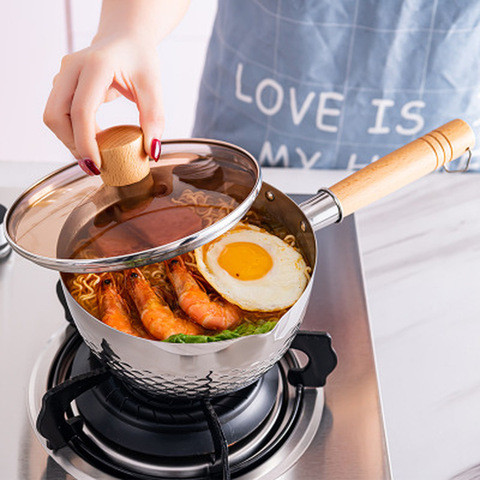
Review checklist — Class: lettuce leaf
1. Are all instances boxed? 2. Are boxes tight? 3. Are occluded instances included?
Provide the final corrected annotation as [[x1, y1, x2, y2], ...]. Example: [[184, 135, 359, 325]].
[[165, 320, 278, 343]]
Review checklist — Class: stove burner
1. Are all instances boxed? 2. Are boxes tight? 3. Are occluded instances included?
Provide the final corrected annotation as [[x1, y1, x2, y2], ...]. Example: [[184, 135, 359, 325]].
[[34, 327, 336, 479], [70, 341, 279, 457]]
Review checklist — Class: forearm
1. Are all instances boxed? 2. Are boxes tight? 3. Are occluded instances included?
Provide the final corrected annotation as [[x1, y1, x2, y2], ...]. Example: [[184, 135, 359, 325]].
[[93, 0, 191, 45]]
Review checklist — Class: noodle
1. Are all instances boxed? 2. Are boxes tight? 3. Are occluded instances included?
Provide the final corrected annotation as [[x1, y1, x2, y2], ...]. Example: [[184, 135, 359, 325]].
[[66, 273, 102, 317], [171, 188, 238, 226]]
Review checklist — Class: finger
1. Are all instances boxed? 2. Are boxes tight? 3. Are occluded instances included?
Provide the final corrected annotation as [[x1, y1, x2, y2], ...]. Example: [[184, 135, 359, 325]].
[[70, 62, 113, 170], [132, 70, 165, 161], [104, 88, 121, 103], [43, 57, 82, 158]]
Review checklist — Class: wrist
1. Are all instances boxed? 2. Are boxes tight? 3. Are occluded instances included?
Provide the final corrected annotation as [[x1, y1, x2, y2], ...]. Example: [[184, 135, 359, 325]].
[[94, 0, 190, 47], [92, 29, 157, 49]]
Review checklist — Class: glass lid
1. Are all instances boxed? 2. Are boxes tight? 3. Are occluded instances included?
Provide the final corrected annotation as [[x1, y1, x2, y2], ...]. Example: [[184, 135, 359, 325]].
[[5, 139, 261, 273]]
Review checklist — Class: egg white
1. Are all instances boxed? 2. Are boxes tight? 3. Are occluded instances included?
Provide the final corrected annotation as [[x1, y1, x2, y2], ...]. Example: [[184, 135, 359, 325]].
[[194, 223, 309, 312]]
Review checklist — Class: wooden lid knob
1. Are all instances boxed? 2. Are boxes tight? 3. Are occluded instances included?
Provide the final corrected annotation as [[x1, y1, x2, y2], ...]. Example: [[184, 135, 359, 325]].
[[96, 125, 150, 187]]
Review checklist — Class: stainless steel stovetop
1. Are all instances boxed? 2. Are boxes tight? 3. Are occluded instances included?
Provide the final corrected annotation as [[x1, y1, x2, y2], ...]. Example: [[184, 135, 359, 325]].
[[0, 190, 391, 479]]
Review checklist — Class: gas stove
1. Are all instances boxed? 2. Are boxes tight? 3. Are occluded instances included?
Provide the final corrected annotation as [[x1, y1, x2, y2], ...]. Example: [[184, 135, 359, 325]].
[[29, 322, 334, 479], [1, 198, 391, 479]]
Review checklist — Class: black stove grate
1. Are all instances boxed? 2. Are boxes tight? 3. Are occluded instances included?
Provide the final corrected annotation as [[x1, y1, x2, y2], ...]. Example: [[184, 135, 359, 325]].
[[37, 330, 298, 479]]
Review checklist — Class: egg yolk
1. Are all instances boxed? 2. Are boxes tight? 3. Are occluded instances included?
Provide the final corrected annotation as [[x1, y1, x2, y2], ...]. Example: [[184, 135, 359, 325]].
[[217, 242, 273, 280]]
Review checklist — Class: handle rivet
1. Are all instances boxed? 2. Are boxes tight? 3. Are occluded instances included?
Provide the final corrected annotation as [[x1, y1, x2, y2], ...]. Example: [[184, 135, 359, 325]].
[[265, 191, 275, 201]]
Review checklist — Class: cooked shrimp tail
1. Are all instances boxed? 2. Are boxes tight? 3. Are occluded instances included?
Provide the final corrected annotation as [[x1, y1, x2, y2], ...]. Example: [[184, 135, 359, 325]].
[[125, 268, 205, 340], [166, 257, 241, 331], [97, 274, 143, 337]]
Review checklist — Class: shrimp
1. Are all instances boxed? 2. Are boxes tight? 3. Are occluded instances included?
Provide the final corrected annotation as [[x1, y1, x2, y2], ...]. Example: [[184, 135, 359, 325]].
[[166, 257, 241, 331], [125, 268, 205, 340], [97, 274, 145, 337]]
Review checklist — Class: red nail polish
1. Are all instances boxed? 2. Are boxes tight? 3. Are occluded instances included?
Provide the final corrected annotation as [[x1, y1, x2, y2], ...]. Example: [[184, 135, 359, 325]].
[[78, 159, 94, 176], [84, 159, 101, 175], [151, 139, 161, 161]]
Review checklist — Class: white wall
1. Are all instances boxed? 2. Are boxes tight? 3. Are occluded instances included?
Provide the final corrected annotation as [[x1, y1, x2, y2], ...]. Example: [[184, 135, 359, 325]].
[[0, 0, 217, 165], [0, 2, 68, 164]]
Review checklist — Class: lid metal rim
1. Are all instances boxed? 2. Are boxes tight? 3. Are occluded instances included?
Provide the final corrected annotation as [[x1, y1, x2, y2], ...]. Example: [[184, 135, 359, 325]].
[[5, 138, 262, 273]]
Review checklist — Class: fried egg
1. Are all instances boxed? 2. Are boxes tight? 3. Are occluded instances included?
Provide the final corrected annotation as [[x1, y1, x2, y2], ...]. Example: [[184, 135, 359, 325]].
[[194, 223, 309, 312]]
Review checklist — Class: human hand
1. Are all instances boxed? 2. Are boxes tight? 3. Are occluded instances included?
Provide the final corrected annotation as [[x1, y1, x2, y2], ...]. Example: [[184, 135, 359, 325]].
[[44, 34, 164, 176]]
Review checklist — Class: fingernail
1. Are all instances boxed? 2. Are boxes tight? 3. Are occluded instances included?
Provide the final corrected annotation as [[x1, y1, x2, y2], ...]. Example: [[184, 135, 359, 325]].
[[83, 159, 101, 175], [78, 159, 94, 176], [151, 138, 161, 161]]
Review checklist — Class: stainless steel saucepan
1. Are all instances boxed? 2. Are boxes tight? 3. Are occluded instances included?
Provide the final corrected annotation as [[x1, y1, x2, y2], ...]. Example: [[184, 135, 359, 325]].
[[59, 119, 474, 397], [6, 119, 475, 398]]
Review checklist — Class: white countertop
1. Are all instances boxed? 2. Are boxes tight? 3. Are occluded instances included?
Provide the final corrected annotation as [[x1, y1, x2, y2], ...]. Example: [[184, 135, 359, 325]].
[[1, 160, 479, 480], [268, 168, 480, 480]]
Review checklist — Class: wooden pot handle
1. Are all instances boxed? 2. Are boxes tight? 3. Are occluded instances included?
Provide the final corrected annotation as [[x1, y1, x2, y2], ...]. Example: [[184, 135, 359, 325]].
[[96, 125, 150, 187], [329, 119, 475, 216]]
